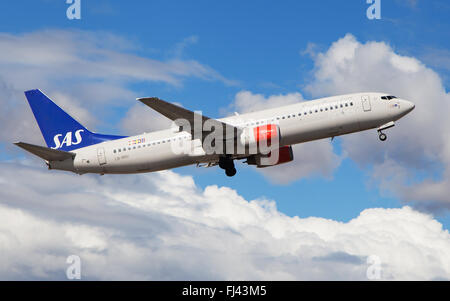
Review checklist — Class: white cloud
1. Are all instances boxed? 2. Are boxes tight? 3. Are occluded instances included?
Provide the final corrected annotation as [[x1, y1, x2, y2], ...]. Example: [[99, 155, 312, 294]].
[[120, 103, 173, 135], [227, 90, 342, 184], [230, 90, 303, 113], [0, 30, 230, 88], [305, 34, 450, 211], [46, 91, 98, 130], [0, 162, 449, 280], [171, 35, 199, 58], [261, 139, 342, 184]]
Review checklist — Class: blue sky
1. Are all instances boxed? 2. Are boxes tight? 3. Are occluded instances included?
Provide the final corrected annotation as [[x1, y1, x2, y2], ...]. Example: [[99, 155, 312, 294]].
[[1, 0, 450, 229]]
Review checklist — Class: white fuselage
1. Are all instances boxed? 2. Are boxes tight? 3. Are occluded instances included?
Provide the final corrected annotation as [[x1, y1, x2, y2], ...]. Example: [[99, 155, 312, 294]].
[[50, 92, 415, 174]]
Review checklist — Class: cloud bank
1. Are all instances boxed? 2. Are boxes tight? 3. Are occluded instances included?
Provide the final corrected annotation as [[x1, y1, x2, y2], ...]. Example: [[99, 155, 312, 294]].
[[0, 162, 449, 280]]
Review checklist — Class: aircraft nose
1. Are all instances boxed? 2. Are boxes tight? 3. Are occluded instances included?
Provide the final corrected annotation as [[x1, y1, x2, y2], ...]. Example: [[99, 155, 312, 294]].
[[394, 99, 415, 119], [403, 99, 415, 113]]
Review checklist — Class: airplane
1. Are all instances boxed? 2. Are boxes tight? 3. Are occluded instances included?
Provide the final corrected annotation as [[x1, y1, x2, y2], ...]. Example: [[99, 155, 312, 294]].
[[15, 89, 415, 177]]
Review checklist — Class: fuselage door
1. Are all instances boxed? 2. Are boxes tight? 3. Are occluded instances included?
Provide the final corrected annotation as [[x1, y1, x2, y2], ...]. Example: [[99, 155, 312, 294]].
[[361, 95, 371, 112], [97, 147, 107, 165]]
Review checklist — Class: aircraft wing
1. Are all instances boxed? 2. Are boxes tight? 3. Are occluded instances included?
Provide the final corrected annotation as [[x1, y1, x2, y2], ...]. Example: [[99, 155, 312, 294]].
[[137, 97, 240, 140], [14, 142, 75, 161]]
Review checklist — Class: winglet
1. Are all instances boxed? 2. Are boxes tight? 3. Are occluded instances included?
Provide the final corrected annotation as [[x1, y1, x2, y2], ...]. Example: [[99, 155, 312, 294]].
[[137, 97, 160, 102]]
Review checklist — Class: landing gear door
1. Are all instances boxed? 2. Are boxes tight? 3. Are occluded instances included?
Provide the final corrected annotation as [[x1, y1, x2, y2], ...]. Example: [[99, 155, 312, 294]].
[[97, 147, 107, 165], [362, 95, 371, 112]]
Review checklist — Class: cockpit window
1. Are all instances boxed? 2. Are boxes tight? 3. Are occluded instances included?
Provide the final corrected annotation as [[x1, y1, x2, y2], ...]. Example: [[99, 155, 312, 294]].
[[381, 95, 398, 100]]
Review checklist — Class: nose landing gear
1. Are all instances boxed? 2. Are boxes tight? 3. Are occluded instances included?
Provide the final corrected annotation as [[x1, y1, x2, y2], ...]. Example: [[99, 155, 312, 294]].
[[377, 121, 395, 142], [219, 156, 237, 177]]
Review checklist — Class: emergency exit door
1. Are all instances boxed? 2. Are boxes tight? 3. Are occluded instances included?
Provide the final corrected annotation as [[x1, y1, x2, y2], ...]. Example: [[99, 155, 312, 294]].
[[361, 95, 371, 112], [97, 147, 107, 165]]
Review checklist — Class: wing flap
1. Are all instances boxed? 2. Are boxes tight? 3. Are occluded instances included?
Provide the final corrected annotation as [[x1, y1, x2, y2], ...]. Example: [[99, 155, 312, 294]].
[[14, 142, 75, 161]]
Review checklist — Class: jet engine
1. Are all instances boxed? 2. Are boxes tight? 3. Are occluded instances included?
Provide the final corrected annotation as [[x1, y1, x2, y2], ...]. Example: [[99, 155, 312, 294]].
[[239, 124, 280, 152], [246, 145, 294, 168]]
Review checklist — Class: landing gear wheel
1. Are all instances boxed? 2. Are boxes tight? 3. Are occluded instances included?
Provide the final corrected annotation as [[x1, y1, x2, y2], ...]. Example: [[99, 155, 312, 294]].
[[219, 156, 228, 169], [379, 132, 387, 141], [225, 167, 237, 177], [219, 155, 237, 177]]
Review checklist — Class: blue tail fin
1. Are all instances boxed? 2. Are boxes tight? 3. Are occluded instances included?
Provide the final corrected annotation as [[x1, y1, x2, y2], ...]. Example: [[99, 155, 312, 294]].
[[24, 89, 126, 151]]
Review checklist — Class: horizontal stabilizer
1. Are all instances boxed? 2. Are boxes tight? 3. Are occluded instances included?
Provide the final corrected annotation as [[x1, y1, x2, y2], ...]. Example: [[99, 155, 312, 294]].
[[14, 142, 75, 161]]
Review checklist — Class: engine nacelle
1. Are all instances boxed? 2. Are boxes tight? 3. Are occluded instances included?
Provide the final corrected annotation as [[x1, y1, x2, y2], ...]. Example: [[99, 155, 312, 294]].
[[239, 124, 280, 152], [246, 145, 294, 168]]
